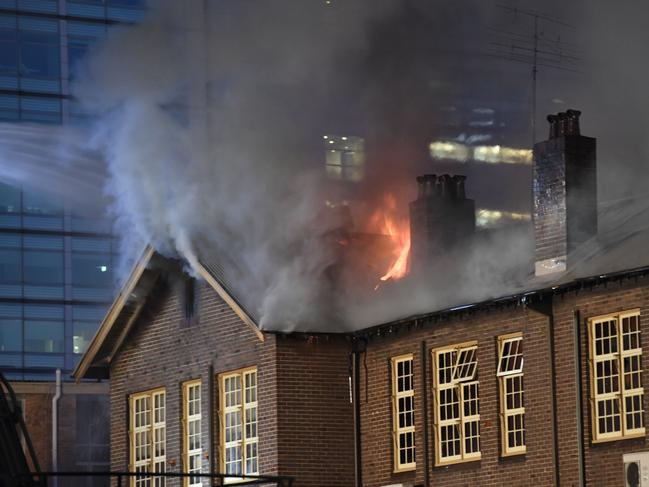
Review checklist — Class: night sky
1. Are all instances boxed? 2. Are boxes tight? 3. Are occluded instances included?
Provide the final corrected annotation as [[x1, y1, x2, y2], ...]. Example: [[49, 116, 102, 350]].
[[207, 0, 649, 216]]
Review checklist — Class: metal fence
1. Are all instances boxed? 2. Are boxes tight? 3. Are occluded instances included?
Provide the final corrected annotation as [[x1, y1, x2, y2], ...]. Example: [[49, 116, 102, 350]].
[[3, 472, 294, 487]]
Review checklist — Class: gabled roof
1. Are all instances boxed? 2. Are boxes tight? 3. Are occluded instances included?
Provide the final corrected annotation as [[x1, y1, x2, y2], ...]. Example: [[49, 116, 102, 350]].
[[74, 193, 649, 380], [73, 245, 263, 382]]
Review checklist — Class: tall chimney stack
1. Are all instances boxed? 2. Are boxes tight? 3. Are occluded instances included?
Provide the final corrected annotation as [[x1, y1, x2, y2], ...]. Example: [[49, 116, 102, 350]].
[[409, 174, 475, 271], [533, 109, 597, 276]]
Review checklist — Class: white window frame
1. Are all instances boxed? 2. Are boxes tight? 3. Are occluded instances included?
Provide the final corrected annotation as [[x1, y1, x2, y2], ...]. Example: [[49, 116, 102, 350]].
[[432, 342, 481, 466], [219, 367, 259, 483], [497, 333, 526, 456], [589, 309, 645, 443], [391, 354, 416, 472], [182, 380, 202, 487], [129, 388, 166, 487]]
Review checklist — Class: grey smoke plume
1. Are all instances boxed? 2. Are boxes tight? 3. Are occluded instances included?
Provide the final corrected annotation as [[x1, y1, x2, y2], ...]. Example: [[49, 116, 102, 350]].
[[60, 0, 649, 331], [74, 0, 401, 330]]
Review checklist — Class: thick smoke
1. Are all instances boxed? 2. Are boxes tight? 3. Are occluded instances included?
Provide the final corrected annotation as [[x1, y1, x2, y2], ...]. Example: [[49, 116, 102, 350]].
[[62, 0, 649, 331], [74, 0, 400, 330]]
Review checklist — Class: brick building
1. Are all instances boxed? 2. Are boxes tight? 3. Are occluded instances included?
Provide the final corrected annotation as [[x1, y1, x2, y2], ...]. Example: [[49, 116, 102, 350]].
[[75, 111, 649, 487]]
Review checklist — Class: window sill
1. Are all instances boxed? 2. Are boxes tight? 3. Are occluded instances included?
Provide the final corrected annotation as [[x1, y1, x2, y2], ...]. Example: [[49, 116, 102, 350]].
[[435, 455, 481, 467], [592, 430, 646, 444], [501, 449, 526, 458]]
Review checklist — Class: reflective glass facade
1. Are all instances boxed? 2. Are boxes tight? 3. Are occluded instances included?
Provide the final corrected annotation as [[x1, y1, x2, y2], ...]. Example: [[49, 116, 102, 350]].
[[0, 0, 146, 381]]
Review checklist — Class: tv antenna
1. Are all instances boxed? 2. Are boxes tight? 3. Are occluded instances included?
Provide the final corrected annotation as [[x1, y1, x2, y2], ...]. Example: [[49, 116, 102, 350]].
[[487, 5, 581, 146]]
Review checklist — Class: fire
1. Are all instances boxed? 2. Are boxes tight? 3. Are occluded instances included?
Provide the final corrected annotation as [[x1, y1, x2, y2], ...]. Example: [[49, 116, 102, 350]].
[[369, 194, 411, 283]]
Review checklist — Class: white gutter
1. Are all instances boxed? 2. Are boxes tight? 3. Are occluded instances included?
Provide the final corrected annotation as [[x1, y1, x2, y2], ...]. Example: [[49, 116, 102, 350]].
[[52, 369, 62, 487]]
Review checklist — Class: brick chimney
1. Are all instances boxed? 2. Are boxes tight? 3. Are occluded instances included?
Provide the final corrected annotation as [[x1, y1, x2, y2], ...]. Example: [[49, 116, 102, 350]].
[[533, 109, 597, 276], [409, 174, 475, 271]]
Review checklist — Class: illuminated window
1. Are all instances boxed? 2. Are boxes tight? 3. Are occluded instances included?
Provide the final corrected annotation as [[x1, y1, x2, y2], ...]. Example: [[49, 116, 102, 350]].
[[473, 145, 532, 165], [323, 135, 365, 182], [428, 140, 532, 165], [475, 209, 531, 229], [589, 310, 644, 442], [219, 368, 258, 482], [129, 389, 166, 487], [497, 333, 525, 456], [429, 141, 470, 162], [391, 354, 415, 472], [183, 380, 202, 487], [432, 343, 480, 465]]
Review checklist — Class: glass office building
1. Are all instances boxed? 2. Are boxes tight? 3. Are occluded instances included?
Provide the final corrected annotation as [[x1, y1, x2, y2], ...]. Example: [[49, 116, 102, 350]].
[[0, 2, 146, 482], [0, 0, 146, 381]]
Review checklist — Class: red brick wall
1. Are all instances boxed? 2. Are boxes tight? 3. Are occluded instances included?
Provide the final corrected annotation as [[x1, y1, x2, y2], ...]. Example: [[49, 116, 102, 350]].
[[107, 262, 649, 487], [109, 276, 278, 486], [13, 383, 109, 486], [275, 334, 355, 487], [359, 276, 649, 487], [554, 278, 649, 487], [359, 306, 556, 487], [109, 272, 354, 487], [21, 392, 53, 471]]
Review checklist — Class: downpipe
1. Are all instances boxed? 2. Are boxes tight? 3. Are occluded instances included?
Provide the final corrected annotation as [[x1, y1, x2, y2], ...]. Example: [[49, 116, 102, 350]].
[[52, 369, 62, 487]]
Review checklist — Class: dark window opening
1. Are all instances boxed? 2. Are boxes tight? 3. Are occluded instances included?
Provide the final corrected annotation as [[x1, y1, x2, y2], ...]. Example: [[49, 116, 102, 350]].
[[182, 275, 199, 326]]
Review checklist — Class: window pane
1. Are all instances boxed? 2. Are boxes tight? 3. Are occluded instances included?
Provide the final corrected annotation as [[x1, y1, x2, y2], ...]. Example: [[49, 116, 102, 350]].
[[0, 40, 17, 73], [23, 190, 62, 215], [0, 182, 21, 213], [24, 304, 63, 320], [19, 42, 60, 78], [24, 320, 63, 352], [68, 39, 89, 77], [0, 318, 21, 351], [71, 216, 112, 234], [0, 249, 21, 282], [109, 0, 146, 6], [72, 253, 112, 286], [72, 304, 107, 321], [23, 251, 63, 284], [73, 321, 97, 354]]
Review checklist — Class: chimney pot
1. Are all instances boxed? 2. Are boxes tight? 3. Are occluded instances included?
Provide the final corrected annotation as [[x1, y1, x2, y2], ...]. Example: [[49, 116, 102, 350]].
[[546, 110, 582, 138], [416, 175, 426, 198], [416, 174, 438, 198], [557, 112, 568, 136], [547, 114, 558, 138], [451, 175, 467, 199], [438, 174, 452, 198], [566, 109, 581, 135]]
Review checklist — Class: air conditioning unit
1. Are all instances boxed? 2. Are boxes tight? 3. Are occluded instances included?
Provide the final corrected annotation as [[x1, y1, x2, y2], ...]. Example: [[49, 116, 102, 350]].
[[624, 452, 649, 487]]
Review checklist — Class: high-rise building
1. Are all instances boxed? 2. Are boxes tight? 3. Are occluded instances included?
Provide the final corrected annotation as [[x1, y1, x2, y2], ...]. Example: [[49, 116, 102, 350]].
[[427, 99, 533, 229], [0, 0, 147, 481]]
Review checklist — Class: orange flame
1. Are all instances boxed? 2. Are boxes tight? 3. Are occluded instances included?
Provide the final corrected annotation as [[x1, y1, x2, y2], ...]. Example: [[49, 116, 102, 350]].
[[369, 194, 411, 284]]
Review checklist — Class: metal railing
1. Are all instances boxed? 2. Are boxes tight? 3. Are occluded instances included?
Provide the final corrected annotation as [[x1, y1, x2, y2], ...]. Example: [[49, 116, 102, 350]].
[[4, 471, 294, 487]]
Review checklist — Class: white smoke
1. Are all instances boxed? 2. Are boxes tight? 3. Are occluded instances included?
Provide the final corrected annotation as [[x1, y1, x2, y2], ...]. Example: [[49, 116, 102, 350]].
[[72, 0, 398, 330], [56, 0, 649, 332]]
